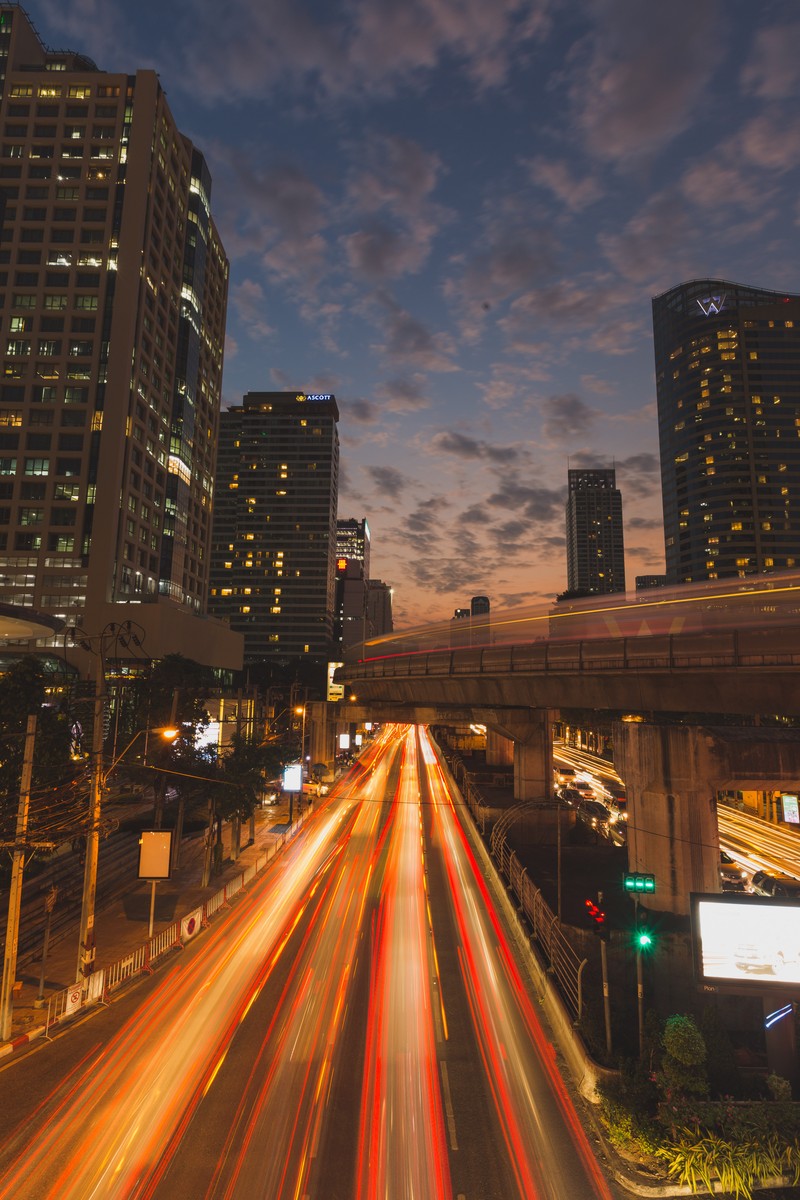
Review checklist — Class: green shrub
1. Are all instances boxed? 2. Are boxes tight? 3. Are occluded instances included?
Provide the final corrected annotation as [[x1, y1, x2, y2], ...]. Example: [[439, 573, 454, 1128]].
[[598, 1095, 663, 1157], [658, 1014, 708, 1101], [767, 1073, 793, 1102], [656, 1129, 798, 1199]]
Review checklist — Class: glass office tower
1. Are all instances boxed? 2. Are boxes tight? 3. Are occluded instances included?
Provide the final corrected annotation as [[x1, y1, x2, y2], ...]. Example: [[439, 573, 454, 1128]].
[[0, 6, 233, 669], [653, 279, 800, 583], [565, 468, 626, 594], [210, 392, 339, 664]]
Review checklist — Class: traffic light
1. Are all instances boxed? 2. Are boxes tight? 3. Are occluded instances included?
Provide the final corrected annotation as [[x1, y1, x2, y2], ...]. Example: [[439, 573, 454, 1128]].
[[635, 909, 653, 950], [623, 871, 655, 895], [585, 898, 609, 941]]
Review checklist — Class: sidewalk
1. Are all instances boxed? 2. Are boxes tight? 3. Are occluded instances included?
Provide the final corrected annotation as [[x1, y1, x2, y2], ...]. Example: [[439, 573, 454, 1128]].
[[4, 795, 303, 1052]]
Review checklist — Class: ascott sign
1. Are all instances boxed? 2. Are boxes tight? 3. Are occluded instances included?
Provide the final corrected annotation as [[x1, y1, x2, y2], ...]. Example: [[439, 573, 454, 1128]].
[[691, 893, 800, 990]]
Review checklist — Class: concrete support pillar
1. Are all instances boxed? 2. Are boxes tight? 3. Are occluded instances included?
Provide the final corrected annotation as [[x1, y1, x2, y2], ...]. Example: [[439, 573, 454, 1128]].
[[307, 701, 335, 777], [614, 723, 721, 915], [511, 711, 552, 803], [486, 727, 513, 767]]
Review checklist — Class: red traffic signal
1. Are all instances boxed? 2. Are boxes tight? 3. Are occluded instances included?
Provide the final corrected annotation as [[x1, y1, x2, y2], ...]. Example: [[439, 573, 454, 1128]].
[[585, 898, 609, 941]]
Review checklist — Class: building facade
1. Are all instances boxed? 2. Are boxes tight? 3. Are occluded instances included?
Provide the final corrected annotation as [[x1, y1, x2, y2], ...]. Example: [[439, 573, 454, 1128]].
[[366, 579, 393, 639], [334, 555, 367, 654], [565, 468, 626, 594], [336, 517, 370, 579], [209, 391, 339, 665], [653, 279, 800, 583], [0, 7, 237, 669]]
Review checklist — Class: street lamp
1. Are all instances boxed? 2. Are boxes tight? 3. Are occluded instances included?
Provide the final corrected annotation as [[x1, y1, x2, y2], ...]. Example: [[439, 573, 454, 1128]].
[[295, 705, 307, 778], [76, 723, 178, 982]]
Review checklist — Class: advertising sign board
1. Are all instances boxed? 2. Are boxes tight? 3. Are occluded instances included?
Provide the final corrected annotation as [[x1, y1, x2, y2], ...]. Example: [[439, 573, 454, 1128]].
[[138, 830, 173, 880], [691, 893, 800, 990]]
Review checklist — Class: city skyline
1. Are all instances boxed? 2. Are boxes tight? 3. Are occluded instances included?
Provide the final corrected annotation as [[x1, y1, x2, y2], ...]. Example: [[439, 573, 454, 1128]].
[[26, 1, 800, 626]]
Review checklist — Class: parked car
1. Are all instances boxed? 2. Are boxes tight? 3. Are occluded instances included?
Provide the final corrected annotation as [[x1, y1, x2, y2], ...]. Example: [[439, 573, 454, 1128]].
[[750, 869, 800, 900]]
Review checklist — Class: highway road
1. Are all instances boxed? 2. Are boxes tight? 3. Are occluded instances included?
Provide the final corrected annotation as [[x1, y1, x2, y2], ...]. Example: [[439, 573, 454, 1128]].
[[0, 725, 617, 1200], [554, 743, 800, 883]]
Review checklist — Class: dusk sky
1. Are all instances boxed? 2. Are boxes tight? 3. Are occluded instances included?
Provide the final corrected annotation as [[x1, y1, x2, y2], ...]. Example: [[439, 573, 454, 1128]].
[[29, 0, 800, 626]]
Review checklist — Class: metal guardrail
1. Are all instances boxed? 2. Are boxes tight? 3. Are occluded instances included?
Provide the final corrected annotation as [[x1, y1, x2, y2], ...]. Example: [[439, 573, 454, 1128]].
[[441, 748, 586, 1021]]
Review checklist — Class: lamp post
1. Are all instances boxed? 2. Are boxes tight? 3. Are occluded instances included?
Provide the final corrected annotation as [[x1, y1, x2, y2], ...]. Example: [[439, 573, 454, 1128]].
[[0, 715, 38, 1041], [295, 705, 307, 785], [76, 720, 178, 982]]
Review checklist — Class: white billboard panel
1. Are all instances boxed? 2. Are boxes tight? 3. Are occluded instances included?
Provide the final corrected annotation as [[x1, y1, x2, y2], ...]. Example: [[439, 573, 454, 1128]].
[[692, 893, 800, 989], [283, 763, 303, 792], [782, 794, 799, 824], [138, 830, 173, 880]]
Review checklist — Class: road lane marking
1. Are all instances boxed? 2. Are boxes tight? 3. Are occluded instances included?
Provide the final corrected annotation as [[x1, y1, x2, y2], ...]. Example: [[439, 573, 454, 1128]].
[[439, 1060, 458, 1150]]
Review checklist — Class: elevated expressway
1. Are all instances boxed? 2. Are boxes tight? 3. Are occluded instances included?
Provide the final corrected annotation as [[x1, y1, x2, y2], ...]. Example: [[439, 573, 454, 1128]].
[[334, 581, 800, 915]]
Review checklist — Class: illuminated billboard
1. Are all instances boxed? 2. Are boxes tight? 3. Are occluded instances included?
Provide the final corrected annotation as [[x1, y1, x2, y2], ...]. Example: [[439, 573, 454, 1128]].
[[283, 763, 303, 792], [692, 893, 800, 990], [782, 794, 799, 824]]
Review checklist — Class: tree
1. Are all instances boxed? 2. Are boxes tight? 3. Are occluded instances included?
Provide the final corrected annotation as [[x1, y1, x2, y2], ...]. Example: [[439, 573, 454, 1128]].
[[658, 1014, 709, 1102], [0, 657, 74, 846], [216, 734, 289, 858]]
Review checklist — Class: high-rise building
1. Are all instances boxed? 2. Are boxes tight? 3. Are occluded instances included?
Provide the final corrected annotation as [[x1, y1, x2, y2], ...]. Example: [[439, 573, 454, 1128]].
[[334, 556, 367, 653], [653, 279, 800, 583], [366, 579, 393, 638], [0, 7, 238, 670], [336, 517, 370, 579], [565, 469, 626, 594], [209, 391, 339, 666]]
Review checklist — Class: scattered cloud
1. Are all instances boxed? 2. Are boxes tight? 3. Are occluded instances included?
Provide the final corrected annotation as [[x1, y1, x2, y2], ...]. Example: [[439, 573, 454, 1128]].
[[485, 475, 565, 523], [375, 296, 458, 371], [366, 464, 410, 496], [230, 280, 275, 340], [527, 157, 604, 213], [627, 516, 662, 530], [569, 0, 727, 164], [429, 431, 520, 463], [540, 393, 596, 441], [741, 22, 800, 99], [615, 452, 661, 498], [375, 376, 431, 412]]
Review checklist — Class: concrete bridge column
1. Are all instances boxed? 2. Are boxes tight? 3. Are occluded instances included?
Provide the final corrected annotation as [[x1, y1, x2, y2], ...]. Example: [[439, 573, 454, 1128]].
[[307, 701, 336, 777], [486, 728, 513, 767], [509, 711, 552, 803], [613, 723, 721, 915]]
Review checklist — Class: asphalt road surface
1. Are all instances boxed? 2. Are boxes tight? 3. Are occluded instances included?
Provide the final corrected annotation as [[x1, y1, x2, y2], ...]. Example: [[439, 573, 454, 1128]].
[[0, 725, 618, 1200]]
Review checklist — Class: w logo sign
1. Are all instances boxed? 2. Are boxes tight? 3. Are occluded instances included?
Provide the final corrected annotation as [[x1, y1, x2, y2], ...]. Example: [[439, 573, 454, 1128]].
[[697, 294, 726, 315]]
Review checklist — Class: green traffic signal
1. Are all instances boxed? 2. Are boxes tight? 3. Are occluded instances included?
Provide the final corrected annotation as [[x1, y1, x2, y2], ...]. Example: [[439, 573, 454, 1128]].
[[637, 930, 653, 949]]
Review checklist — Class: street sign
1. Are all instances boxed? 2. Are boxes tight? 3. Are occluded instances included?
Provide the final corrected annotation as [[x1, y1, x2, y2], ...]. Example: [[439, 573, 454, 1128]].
[[623, 871, 655, 894]]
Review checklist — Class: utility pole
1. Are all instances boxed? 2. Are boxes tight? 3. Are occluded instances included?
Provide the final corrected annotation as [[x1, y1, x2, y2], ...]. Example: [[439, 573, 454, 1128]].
[[0, 715, 37, 1041], [598, 890, 613, 1058], [76, 653, 105, 981], [154, 687, 179, 830]]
